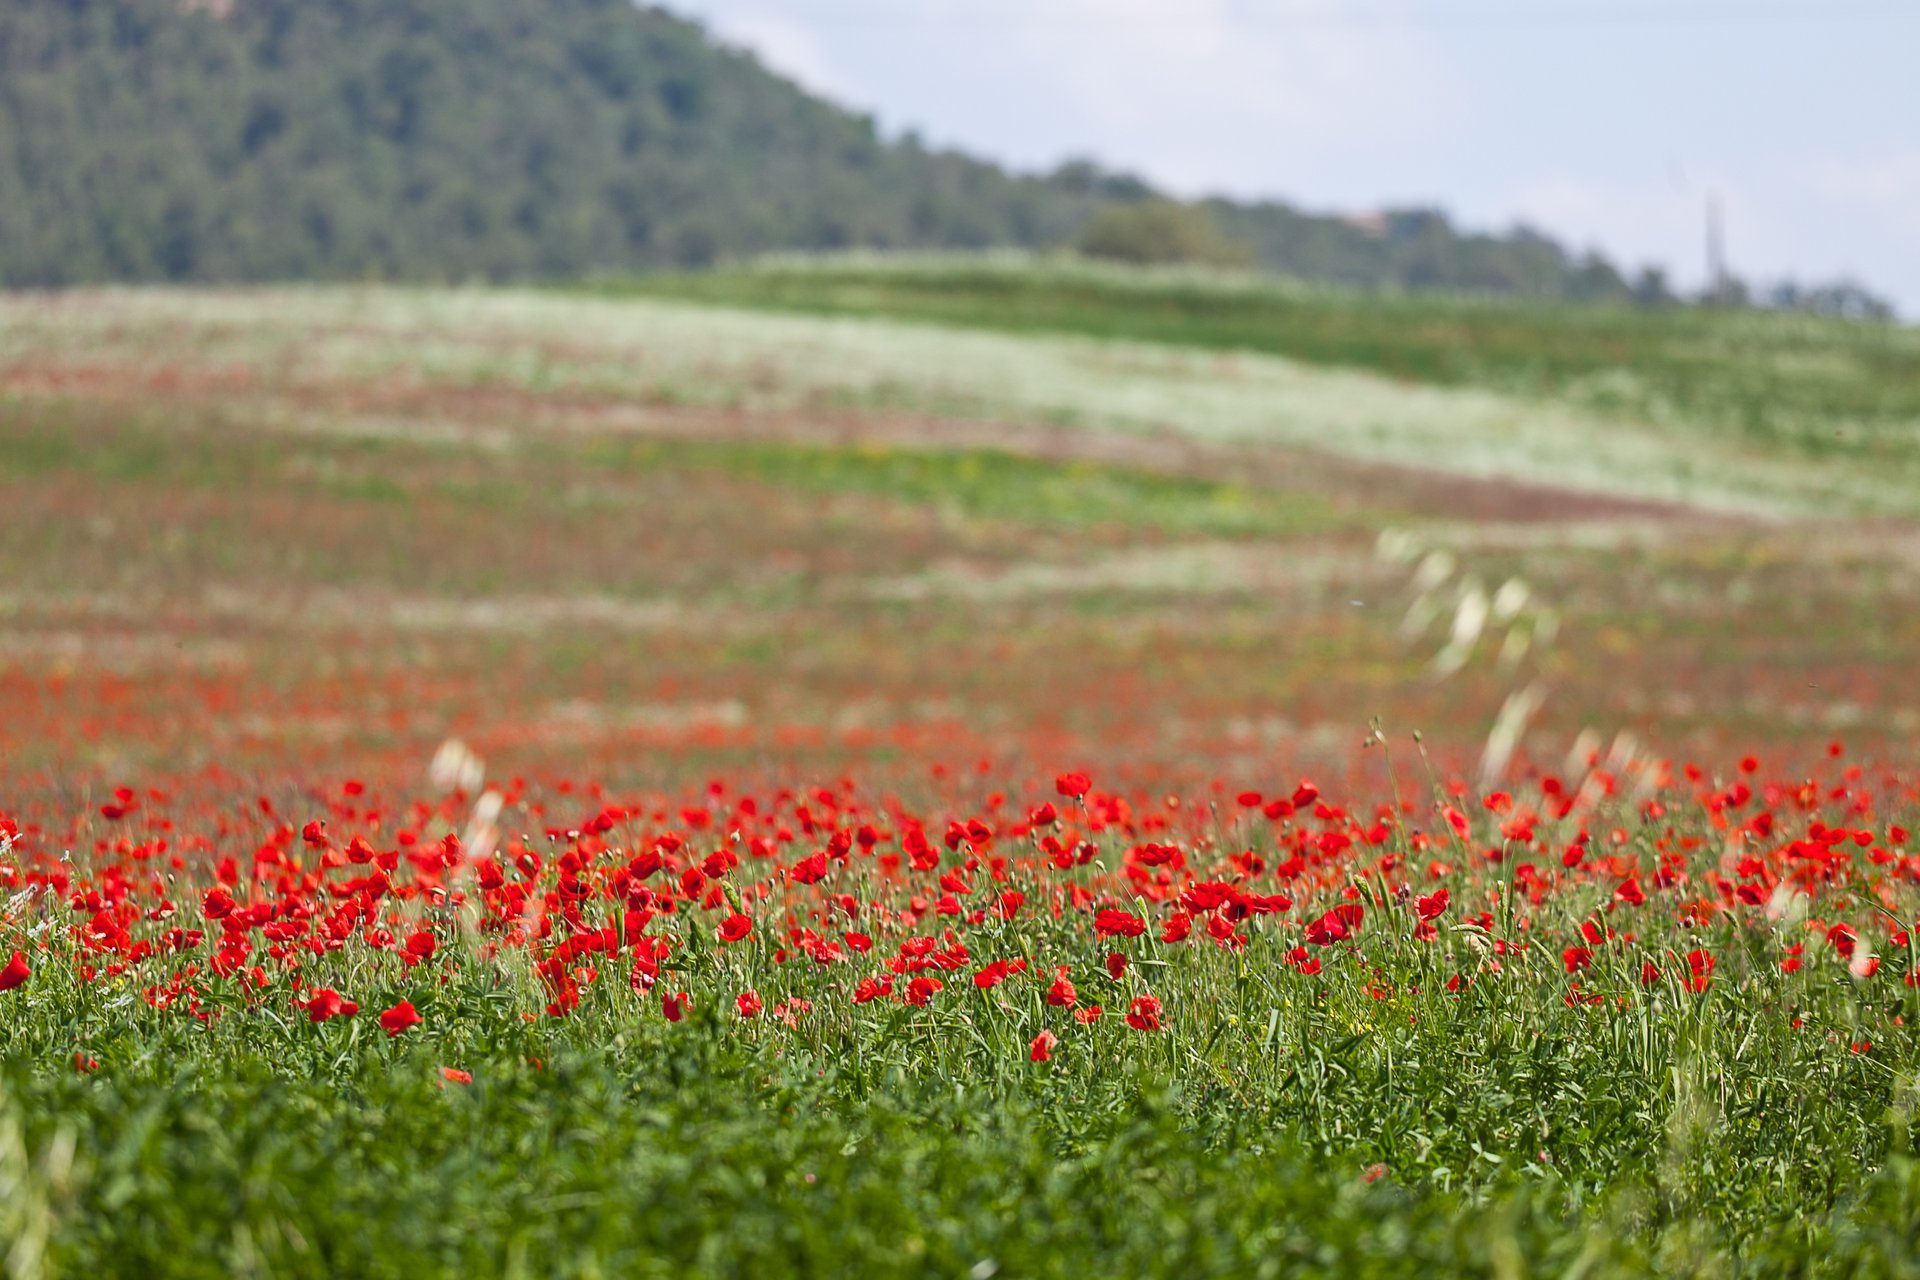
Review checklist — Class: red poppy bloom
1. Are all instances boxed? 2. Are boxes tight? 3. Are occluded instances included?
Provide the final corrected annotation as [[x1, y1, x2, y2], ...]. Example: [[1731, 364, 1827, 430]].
[[973, 960, 1012, 990], [717, 913, 753, 943], [439, 1067, 472, 1085], [905, 975, 944, 1006], [1055, 772, 1092, 799], [1105, 951, 1128, 980], [1415, 889, 1450, 921], [378, 1000, 422, 1037], [304, 988, 358, 1022], [1094, 909, 1146, 939], [1029, 1029, 1058, 1062], [0, 950, 28, 993], [1073, 1004, 1103, 1024], [736, 990, 763, 1019], [1125, 993, 1163, 1031], [1305, 910, 1351, 947], [1562, 946, 1593, 974], [1046, 971, 1077, 1007]]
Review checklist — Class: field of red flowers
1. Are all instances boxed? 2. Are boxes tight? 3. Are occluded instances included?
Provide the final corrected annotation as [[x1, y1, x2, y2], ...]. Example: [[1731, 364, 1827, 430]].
[[4, 286, 1920, 1275], [7, 750, 1920, 1273]]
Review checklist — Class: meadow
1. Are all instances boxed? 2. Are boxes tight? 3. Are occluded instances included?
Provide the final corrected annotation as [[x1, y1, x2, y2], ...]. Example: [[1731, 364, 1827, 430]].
[[2, 268, 1920, 1275]]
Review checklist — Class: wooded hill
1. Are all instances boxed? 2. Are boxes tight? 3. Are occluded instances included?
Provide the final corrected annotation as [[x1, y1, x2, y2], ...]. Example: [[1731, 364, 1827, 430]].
[[0, 0, 1858, 310]]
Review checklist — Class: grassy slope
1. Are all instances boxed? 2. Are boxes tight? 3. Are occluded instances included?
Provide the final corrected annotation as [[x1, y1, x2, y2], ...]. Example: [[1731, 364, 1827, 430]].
[[603, 255, 1920, 511], [8, 284, 1918, 518]]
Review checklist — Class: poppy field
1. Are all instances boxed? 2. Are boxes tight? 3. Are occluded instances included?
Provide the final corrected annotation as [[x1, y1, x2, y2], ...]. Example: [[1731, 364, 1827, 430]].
[[3, 280, 1920, 1275]]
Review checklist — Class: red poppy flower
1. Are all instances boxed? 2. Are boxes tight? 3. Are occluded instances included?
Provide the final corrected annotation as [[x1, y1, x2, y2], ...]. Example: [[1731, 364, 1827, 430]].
[[1125, 993, 1163, 1031], [905, 975, 944, 1006], [717, 913, 753, 944], [736, 990, 763, 1019], [1029, 1029, 1058, 1062], [304, 988, 358, 1022], [1046, 971, 1077, 1007], [973, 960, 1012, 990], [1415, 889, 1449, 922], [0, 950, 28, 993], [1055, 772, 1092, 799], [439, 1067, 472, 1085], [378, 1000, 422, 1037], [1305, 908, 1353, 947], [1094, 909, 1146, 939], [1105, 951, 1128, 980], [1073, 1004, 1103, 1024], [1684, 949, 1714, 992], [1562, 946, 1593, 974]]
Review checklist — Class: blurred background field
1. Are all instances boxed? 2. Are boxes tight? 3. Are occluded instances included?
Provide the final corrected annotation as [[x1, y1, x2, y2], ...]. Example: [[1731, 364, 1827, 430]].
[[3, 263, 1915, 793]]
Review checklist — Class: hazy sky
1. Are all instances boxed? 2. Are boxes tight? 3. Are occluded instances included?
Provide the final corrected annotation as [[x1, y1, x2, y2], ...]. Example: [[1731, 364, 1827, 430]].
[[670, 0, 1920, 312]]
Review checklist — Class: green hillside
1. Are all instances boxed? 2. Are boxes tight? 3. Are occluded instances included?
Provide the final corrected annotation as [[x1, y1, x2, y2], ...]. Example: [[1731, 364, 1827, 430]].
[[0, 0, 1661, 299], [607, 255, 1920, 467]]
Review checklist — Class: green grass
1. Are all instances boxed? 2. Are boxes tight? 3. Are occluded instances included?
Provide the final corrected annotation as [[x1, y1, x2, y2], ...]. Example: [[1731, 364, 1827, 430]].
[[9, 1026, 1920, 1279], [587, 437, 1347, 539]]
